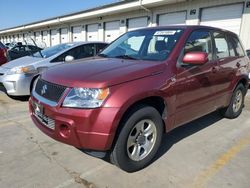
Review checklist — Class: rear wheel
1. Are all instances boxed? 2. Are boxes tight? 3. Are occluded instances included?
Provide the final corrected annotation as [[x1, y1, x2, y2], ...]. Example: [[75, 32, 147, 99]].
[[111, 106, 163, 172], [220, 83, 246, 119]]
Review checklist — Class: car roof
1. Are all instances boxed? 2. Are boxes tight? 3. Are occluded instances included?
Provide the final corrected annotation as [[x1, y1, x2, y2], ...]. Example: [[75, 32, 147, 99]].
[[63, 41, 108, 46], [132, 25, 238, 36]]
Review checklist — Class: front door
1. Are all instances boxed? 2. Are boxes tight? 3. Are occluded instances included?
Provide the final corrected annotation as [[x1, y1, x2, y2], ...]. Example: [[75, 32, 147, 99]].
[[174, 30, 218, 126]]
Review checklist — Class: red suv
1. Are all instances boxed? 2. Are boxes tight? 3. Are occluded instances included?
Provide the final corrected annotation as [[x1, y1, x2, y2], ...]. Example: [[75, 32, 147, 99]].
[[0, 42, 8, 65], [29, 26, 249, 172]]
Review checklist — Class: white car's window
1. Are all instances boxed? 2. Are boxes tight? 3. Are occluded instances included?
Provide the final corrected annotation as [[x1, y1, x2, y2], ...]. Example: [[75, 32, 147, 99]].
[[33, 43, 74, 58]]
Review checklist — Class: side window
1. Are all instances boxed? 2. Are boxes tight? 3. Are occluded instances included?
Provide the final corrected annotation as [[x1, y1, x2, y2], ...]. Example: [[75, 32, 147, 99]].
[[25, 46, 31, 51], [232, 36, 245, 56], [12, 47, 20, 52], [19, 46, 26, 52], [52, 44, 95, 62], [96, 43, 107, 54], [81, 44, 95, 58], [52, 46, 82, 62], [213, 32, 229, 59], [227, 36, 237, 57], [184, 30, 212, 60]]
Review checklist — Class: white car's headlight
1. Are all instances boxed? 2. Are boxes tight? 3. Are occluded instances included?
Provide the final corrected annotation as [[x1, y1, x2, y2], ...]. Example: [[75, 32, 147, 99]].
[[7, 65, 38, 75], [62, 88, 110, 108]]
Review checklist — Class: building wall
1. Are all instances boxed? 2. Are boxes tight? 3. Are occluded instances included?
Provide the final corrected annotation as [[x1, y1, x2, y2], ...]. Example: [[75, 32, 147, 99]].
[[1, 0, 250, 50]]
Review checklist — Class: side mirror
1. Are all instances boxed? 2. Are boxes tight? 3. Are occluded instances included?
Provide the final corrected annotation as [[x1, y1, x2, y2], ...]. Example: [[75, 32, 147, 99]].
[[182, 52, 208, 65], [65, 55, 74, 62]]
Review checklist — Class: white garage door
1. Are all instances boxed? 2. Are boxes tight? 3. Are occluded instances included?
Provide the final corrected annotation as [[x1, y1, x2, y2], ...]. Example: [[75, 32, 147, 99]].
[[35, 31, 41, 42], [105, 21, 120, 42], [51, 29, 60, 46], [14, 35, 18, 42], [42, 31, 49, 47], [61, 28, 69, 43], [200, 4, 243, 35], [128, 17, 148, 31], [18, 34, 23, 42], [87, 24, 99, 41], [72, 26, 83, 42], [159, 11, 186, 26]]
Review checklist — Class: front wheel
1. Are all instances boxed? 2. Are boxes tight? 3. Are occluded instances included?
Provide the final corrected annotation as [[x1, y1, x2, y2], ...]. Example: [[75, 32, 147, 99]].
[[110, 106, 163, 172], [220, 83, 246, 119]]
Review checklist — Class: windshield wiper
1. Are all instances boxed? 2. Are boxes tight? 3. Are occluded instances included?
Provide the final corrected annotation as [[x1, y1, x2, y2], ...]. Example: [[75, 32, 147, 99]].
[[113, 55, 137, 60]]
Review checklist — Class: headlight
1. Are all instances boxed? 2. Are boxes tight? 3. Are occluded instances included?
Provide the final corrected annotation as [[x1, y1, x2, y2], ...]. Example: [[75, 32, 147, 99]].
[[62, 88, 110, 108], [7, 65, 38, 75]]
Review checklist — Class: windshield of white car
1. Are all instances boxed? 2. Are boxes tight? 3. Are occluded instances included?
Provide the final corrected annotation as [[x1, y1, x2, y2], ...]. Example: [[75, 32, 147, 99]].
[[33, 43, 74, 58], [99, 29, 184, 61]]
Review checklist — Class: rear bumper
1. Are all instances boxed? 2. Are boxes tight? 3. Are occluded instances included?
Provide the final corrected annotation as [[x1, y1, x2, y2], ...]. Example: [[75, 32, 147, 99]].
[[29, 96, 120, 151]]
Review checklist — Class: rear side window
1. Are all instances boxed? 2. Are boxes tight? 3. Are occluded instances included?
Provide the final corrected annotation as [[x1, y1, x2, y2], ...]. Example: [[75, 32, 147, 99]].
[[184, 30, 212, 60], [231, 36, 245, 56], [213, 32, 229, 59]]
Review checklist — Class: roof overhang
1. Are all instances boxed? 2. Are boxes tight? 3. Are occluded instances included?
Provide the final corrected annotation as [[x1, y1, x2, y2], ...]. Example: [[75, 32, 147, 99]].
[[0, 0, 186, 35]]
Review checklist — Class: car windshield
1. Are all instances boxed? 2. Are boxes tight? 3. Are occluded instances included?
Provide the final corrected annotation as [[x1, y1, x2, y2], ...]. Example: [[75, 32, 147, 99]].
[[33, 43, 74, 58], [99, 29, 183, 61]]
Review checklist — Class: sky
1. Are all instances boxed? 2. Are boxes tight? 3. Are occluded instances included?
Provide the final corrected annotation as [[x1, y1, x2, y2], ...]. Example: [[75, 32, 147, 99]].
[[0, 0, 118, 30]]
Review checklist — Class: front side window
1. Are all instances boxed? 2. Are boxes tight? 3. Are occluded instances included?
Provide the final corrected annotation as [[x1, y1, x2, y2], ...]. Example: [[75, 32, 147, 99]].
[[213, 32, 229, 59], [99, 29, 184, 61], [52, 44, 95, 62], [184, 30, 212, 60], [96, 43, 108, 54]]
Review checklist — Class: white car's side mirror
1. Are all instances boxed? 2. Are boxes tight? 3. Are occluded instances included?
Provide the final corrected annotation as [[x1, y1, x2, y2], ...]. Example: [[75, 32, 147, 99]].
[[65, 55, 74, 62]]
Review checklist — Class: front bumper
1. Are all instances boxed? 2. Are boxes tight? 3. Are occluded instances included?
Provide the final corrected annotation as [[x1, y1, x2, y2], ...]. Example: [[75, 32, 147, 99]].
[[29, 95, 120, 151], [0, 72, 34, 96]]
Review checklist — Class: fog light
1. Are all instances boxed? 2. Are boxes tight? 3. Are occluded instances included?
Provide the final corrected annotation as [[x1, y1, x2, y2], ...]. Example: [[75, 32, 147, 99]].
[[60, 124, 70, 138]]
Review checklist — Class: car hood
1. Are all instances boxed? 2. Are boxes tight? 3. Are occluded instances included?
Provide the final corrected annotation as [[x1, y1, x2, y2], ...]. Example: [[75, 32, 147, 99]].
[[41, 58, 166, 88], [2, 56, 44, 69]]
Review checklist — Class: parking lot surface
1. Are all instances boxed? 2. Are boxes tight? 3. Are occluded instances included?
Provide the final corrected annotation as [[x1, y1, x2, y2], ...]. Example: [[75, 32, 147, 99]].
[[0, 90, 250, 188]]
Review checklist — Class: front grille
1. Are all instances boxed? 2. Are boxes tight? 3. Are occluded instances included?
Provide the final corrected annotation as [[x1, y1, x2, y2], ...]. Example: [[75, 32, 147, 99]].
[[35, 78, 67, 102]]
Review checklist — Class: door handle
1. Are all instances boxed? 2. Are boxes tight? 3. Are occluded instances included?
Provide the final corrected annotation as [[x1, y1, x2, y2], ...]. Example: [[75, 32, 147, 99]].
[[212, 67, 218, 73]]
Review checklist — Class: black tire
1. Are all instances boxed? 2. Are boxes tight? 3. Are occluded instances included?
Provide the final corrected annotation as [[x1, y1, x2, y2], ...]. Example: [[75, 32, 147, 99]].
[[110, 105, 163, 172], [220, 83, 246, 119]]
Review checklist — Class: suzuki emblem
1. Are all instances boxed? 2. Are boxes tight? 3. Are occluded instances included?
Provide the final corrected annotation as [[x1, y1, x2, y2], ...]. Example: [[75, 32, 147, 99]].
[[41, 85, 48, 95]]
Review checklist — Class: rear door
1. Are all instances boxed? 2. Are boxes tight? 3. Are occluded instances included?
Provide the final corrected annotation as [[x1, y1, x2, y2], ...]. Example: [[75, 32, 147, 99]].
[[212, 31, 247, 105], [174, 29, 218, 126]]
